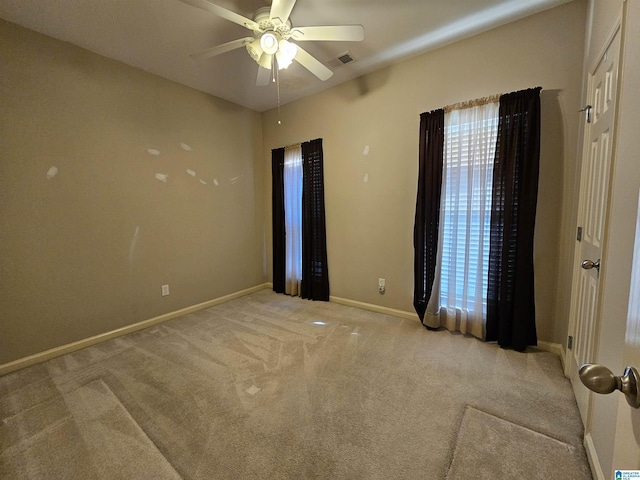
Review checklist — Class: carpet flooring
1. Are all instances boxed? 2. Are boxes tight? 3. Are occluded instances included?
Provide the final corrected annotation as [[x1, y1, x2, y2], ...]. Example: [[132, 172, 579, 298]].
[[447, 406, 592, 479], [0, 289, 592, 479]]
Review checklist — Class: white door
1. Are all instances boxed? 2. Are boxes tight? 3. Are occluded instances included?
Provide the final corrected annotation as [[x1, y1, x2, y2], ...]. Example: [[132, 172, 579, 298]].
[[610, 1, 640, 470], [609, 192, 640, 471], [567, 25, 621, 424], [573, 2, 640, 476]]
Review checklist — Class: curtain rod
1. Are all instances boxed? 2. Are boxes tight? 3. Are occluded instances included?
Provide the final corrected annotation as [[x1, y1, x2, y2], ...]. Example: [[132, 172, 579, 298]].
[[284, 138, 322, 150], [443, 94, 501, 113], [442, 87, 542, 113]]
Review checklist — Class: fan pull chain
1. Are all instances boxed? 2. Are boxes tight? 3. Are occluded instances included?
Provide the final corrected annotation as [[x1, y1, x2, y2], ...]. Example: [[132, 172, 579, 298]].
[[276, 60, 282, 125], [272, 55, 276, 83]]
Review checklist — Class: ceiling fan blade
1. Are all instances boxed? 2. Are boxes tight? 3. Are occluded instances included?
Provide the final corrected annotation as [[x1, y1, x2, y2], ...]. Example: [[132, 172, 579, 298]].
[[190, 37, 254, 60], [256, 66, 271, 86], [179, 0, 259, 30], [269, 0, 297, 25], [294, 45, 333, 81], [290, 25, 364, 42]]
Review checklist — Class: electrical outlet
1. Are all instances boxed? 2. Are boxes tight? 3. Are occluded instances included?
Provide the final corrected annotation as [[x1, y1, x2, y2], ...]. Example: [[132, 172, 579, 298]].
[[378, 278, 385, 294], [161, 284, 170, 296]]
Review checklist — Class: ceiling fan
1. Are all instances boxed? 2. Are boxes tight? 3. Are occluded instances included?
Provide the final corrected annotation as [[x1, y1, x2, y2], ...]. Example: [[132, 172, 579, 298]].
[[179, 0, 364, 85]]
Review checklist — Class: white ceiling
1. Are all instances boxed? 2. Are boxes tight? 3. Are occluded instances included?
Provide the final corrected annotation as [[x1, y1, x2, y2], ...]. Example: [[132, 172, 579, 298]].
[[0, 0, 572, 112]]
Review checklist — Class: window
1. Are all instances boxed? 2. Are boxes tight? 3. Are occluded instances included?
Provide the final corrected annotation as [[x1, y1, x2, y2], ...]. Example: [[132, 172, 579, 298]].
[[440, 104, 499, 323], [283, 145, 303, 295], [272, 139, 329, 301], [415, 88, 540, 349], [412, 100, 500, 338]]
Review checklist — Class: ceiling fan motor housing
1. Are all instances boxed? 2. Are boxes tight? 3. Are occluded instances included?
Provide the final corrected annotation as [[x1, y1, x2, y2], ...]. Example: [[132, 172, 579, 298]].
[[251, 6, 292, 37]]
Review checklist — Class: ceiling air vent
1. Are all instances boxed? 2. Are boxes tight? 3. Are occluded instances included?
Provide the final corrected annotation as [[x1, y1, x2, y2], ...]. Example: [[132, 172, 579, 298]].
[[328, 51, 356, 69]]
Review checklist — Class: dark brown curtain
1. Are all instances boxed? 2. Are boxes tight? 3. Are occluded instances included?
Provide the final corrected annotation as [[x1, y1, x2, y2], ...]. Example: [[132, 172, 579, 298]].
[[413, 109, 445, 324], [301, 139, 330, 300], [486, 87, 541, 351], [271, 147, 286, 294]]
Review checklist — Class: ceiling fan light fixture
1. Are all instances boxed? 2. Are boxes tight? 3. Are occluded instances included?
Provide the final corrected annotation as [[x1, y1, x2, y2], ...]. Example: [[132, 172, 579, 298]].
[[276, 39, 297, 69], [258, 52, 274, 70], [276, 53, 292, 70], [246, 38, 263, 62], [260, 32, 279, 55]]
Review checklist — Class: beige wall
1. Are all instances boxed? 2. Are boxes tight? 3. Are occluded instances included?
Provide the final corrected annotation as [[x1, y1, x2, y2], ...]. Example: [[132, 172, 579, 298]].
[[587, 0, 624, 67], [0, 20, 266, 364], [262, 1, 587, 345]]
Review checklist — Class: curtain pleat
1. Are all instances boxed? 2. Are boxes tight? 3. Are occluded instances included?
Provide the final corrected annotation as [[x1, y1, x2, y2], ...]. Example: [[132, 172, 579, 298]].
[[413, 109, 445, 325], [301, 139, 330, 301], [272, 147, 286, 294], [486, 87, 541, 351]]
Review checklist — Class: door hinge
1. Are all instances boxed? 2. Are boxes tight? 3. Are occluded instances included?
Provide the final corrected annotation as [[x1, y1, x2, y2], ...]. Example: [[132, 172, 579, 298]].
[[577, 226, 582, 242], [568, 336, 574, 350]]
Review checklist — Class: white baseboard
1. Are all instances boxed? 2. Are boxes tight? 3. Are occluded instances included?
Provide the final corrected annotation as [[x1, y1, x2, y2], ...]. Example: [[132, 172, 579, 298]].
[[2, 286, 569, 378], [329, 296, 419, 321], [0, 283, 271, 377], [537, 341, 566, 368], [584, 432, 605, 480], [329, 297, 568, 366]]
